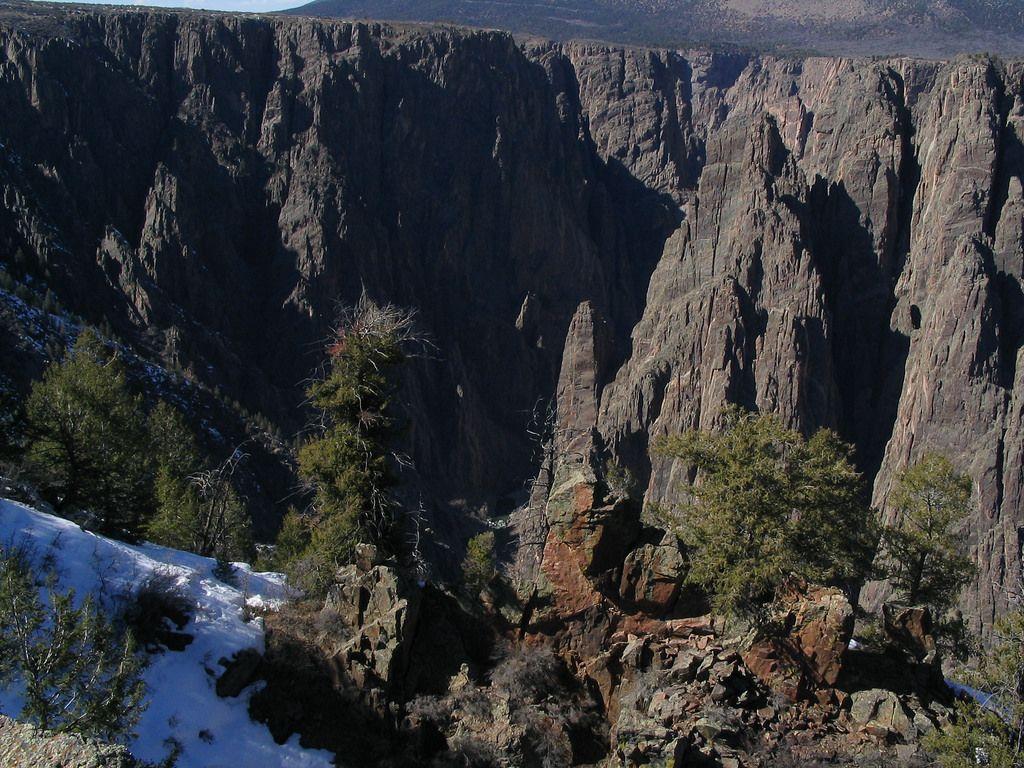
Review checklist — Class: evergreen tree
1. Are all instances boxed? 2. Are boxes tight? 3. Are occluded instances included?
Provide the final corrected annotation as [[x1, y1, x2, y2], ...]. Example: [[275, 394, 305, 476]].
[[875, 454, 978, 658], [295, 299, 415, 593], [146, 401, 204, 552], [876, 454, 977, 613], [655, 406, 876, 622], [24, 330, 151, 536], [148, 467, 204, 554], [267, 507, 311, 573], [462, 531, 496, 595], [151, 461, 252, 564], [148, 400, 201, 482], [0, 551, 146, 740], [146, 402, 252, 564]]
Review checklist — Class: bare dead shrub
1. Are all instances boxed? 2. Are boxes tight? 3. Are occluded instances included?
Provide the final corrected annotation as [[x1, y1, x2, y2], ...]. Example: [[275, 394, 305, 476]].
[[489, 644, 562, 703]]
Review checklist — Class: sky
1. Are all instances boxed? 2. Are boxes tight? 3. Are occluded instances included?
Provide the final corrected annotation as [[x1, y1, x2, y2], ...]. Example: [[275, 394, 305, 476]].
[[44, 0, 298, 12]]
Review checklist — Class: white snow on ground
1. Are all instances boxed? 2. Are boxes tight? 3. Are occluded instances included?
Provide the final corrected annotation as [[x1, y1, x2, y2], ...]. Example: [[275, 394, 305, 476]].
[[0, 498, 335, 768]]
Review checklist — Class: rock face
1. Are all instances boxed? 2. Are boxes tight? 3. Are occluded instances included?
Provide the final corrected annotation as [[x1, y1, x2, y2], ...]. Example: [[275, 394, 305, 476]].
[[322, 547, 422, 695], [618, 530, 686, 614], [882, 603, 939, 664], [317, 544, 499, 705], [0, 2, 1023, 633]]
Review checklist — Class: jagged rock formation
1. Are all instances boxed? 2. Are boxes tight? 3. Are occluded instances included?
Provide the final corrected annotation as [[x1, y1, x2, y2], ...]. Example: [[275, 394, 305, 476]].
[[0, 2, 1023, 636]]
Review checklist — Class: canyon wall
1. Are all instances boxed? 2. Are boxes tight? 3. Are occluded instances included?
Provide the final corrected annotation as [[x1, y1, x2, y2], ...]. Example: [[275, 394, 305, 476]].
[[0, 3, 1022, 631]]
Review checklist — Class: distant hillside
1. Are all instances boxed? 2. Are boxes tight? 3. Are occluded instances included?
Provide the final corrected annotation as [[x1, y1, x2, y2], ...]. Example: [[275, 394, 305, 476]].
[[284, 0, 1024, 56]]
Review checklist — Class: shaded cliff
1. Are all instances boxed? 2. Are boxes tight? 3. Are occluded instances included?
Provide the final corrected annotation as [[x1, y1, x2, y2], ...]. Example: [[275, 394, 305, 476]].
[[0, 2, 1022, 632]]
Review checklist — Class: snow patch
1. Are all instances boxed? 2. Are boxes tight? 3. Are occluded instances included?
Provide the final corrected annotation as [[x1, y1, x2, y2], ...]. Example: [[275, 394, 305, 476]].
[[0, 499, 333, 768]]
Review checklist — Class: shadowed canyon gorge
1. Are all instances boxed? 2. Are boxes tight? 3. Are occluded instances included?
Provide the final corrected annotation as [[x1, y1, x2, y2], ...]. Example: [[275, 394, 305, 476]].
[[5, 2, 1024, 765], [2, 1, 1024, 638]]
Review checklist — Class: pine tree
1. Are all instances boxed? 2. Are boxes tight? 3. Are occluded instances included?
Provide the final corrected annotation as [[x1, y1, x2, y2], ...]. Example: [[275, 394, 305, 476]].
[[148, 468, 204, 554], [462, 531, 497, 595], [267, 507, 311, 573], [875, 454, 978, 658], [295, 299, 415, 593], [0, 551, 146, 740], [24, 329, 152, 536], [146, 404, 252, 563], [146, 401, 205, 553], [148, 401, 201, 482], [655, 406, 876, 622], [876, 454, 977, 613]]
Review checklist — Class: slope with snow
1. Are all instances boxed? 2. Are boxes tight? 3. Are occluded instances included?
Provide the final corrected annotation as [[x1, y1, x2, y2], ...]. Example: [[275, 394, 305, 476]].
[[0, 499, 334, 768]]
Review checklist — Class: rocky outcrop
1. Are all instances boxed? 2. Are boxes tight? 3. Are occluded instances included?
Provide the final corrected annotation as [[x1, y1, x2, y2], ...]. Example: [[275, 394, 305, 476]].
[[883, 604, 939, 664], [743, 581, 855, 704], [320, 546, 422, 696], [597, 616, 950, 767], [246, 556, 499, 762], [0, 3, 1023, 635], [618, 530, 686, 614], [0, 715, 138, 768]]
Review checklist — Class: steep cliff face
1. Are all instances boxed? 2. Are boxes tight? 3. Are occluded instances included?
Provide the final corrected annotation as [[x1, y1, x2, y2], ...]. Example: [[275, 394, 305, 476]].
[[571, 50, 1024, 633], [0, 3, 1022, 631], [0, 4, 669, 525]]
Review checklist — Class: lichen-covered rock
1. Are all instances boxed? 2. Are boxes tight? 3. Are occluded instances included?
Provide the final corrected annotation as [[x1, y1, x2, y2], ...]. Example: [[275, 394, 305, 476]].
[[849, 689, 915, 739], [0, 715, 137, 768], [322, 556, 422, 694]]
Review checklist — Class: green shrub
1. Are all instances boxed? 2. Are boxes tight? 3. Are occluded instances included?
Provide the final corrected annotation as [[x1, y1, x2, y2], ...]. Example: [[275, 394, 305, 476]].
[[654, 406, 876, 622], [462, 531, 496, 594], [0, 549, 146, 740], [24, 329, 152, 537]]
